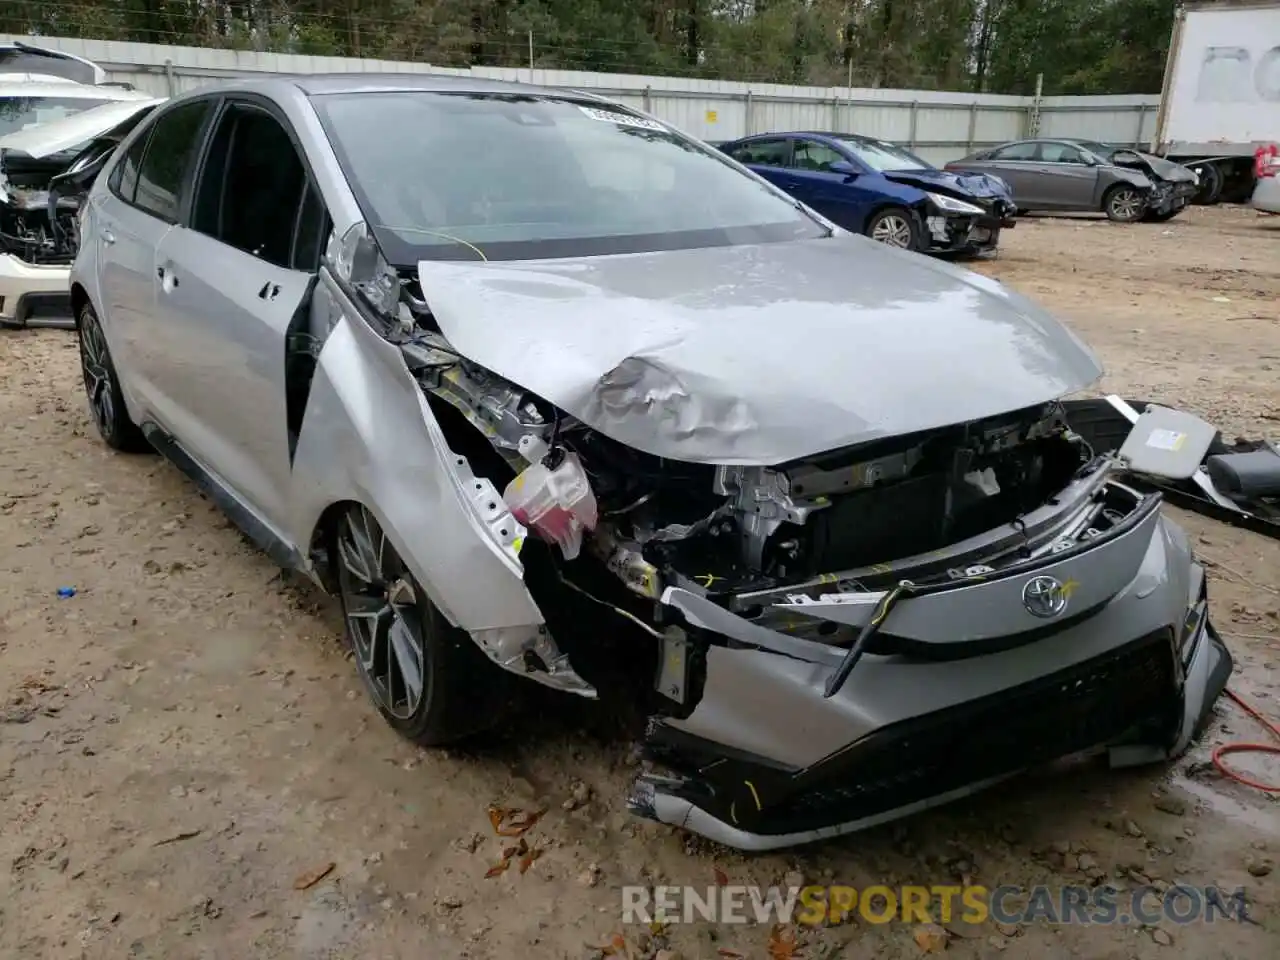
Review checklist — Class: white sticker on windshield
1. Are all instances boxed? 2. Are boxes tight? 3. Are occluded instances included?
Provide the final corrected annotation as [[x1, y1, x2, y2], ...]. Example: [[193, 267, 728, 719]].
[[578, 106, 665, 131], [1145, 428, 1187, 452]]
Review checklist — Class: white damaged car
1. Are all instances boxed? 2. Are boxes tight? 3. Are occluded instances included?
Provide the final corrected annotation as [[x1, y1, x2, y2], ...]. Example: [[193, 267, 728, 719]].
[[0, 82, 160, 327]]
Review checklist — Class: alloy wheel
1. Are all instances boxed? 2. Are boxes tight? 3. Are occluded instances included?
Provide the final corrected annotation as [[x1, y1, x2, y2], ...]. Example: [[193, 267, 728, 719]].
[[1108, 189, 1142, 222], [78, 308, 116, 436], [871, 214, 914, 248], [337, 505, 427, 721]]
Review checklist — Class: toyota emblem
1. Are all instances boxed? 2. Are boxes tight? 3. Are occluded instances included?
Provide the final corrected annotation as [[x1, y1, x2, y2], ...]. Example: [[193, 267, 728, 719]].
[[1022, 575, 1069, 618]]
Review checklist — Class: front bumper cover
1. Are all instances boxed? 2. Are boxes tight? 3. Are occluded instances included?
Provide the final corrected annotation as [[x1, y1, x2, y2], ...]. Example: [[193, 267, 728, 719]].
[[627, 477, 1232, 850], [0, 253, 73, 328], [1146, 180, 1198, 214]]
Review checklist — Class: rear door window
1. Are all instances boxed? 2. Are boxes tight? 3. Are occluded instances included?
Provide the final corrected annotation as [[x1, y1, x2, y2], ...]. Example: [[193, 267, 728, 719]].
[[109, 128, 149, 203], [1037, 143, 1086, 164], [131, 100, 212, 222], [990, 142, 1038, 161], [728, 138, 792, 168]]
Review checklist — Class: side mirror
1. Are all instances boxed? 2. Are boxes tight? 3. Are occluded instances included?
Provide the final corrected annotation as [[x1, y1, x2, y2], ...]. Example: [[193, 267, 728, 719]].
[[829, 160, 858, 179]]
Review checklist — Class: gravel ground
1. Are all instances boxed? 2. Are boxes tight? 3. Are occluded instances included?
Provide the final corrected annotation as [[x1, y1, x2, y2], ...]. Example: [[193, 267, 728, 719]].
[[1, 205, 1278, 960]]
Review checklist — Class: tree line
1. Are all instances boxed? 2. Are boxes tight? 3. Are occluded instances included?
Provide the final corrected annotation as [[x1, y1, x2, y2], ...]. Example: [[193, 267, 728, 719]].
[[3, 0, 1178, 95]]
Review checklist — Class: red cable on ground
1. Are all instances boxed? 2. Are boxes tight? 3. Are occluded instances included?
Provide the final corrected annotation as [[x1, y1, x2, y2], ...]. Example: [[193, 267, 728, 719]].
[[1211, 689, 1280, 792]]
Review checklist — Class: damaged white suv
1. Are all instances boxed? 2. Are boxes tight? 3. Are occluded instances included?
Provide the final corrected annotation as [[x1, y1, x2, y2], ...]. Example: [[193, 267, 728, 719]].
[[70, 75, 1232, 851]]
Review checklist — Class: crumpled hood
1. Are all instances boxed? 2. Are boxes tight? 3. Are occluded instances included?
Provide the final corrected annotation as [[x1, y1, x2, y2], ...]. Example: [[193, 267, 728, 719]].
[[881, 167, 1012, 200], [1117, 151, 1197, 183], [0, 97, 162, 159], [417, 234, 1102, 465]]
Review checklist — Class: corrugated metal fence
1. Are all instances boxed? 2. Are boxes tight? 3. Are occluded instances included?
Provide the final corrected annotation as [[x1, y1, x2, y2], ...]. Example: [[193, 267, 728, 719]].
[[6, 35, 1160, 164]]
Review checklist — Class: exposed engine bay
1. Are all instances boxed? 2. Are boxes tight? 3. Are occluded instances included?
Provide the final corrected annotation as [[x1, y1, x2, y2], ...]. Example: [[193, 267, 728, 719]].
[[391, 293, 1096, 613], [1, 106, 151, 268], [0, 150, 85, 265]]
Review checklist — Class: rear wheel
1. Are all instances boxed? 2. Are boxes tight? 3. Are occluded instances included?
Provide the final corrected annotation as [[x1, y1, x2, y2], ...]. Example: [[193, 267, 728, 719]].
[[1103, 185, 1144, 223], [76, 302, 150, 453], [866, 207, 919, 250], [335, 503, 505, 745]]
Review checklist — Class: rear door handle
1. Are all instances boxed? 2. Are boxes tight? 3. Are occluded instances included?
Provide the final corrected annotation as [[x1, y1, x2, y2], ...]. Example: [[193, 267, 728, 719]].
[[257, 281, 281, 301], [101, 229, 115, 245], [157, 265, 179, 291]]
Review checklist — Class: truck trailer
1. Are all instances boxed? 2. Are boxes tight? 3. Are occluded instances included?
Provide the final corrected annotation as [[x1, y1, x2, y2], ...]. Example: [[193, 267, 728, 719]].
[[1153, 0, 1280, 203]]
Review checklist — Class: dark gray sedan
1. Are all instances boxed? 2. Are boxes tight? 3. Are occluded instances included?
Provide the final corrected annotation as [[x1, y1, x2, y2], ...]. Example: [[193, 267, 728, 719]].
[[945, 138, 1199, 223]]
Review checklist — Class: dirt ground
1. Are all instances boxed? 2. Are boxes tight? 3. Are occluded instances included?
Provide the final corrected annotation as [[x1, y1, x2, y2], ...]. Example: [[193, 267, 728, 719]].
[[2, 205, 1279, 960]]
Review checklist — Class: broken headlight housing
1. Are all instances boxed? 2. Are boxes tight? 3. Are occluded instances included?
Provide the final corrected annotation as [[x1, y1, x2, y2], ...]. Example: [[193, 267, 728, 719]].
[[926, 192, 984, 216], [326, 221, 401, 321]]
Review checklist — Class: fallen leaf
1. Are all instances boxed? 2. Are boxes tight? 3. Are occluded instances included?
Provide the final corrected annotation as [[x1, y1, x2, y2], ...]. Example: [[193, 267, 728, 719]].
[[516, 837, 530, 856], [913, 922, 950, 953], [714, 866, 730, 886], [496, 807, 547, 837], [487, 806, 509, 833], [718, 950, 746, 959], [502, 845, 519, 859], [293, 862, 336, 890], [593, 933, 629, 956], [484, 859, 511, 879], [767, 923, 799, 959], [518, 845, 542, 874]]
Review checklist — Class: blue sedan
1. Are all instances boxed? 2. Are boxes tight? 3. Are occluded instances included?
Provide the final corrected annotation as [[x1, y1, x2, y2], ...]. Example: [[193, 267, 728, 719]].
[[719, 132, 1016, 256]]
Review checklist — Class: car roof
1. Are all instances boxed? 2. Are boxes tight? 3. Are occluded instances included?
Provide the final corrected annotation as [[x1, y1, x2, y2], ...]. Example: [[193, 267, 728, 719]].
[[730, 131, 902, 145], [0, 80, 152, 100], [195, 71, 608, 102]]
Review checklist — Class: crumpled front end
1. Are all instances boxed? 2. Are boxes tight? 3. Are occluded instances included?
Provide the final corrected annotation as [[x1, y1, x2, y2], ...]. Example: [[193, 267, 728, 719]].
[[884, 170, 1017, 257], [627, 469, 1231, 850], [1, 97, 159, 328], [918, 195, 1016, 257], [324, 218, 1225, 851], [0, 153, 77, 325]]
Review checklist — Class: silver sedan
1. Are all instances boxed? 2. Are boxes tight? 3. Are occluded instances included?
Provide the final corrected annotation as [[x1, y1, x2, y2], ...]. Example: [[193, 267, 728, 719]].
[[70, 75, 1229, 850], [946, 138, 1199, 222]]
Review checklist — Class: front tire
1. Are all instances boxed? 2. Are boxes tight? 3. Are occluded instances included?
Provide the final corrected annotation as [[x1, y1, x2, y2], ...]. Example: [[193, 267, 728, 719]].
[[1191, 162, 1224, 205], [866, 207, 920, 250], [1103, 185, 1145, 223], [76, 302, 150, 453], [335, 503, 504, 745]]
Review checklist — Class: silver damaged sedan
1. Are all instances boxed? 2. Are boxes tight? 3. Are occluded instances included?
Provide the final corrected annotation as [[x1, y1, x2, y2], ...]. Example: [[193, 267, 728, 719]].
[[70, 74, 1232, 851]]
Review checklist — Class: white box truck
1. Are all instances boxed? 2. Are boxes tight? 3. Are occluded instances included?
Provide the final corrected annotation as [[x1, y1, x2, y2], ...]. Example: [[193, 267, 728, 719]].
[[1153, 0, 1280, 203]]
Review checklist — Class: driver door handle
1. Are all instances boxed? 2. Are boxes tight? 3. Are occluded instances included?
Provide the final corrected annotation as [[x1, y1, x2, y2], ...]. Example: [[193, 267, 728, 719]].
[[101, 229, 115, 245]]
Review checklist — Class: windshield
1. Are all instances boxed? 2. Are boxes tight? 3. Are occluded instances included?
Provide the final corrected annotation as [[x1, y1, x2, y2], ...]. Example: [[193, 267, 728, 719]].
[[832, 136, 932, 172], [313, 91, 826, 263], [0, 95, 114, 139]]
